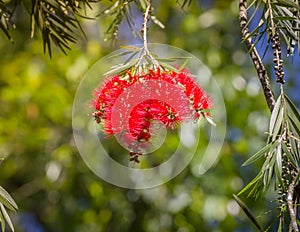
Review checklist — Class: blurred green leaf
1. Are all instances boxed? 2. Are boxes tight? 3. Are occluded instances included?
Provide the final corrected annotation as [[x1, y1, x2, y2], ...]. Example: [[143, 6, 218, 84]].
[[0, 186, 17, 212], [233, 194, 264, 232]]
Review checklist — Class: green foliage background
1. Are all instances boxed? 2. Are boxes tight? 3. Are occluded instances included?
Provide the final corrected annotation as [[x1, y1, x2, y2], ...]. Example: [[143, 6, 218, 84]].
[[0, 0, 292, 231]]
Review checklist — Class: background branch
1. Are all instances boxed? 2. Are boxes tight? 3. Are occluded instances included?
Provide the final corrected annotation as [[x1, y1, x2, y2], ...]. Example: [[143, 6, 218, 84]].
[[239, 0, 275, 112]]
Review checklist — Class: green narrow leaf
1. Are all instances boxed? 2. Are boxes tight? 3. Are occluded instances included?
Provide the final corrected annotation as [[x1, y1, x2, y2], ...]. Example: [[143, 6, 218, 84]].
[[279, 27, 292, 51], [233, 194, 264, 232], [0, 208, 5, 232], [284, 94, 300, 122], [0, 203, 14, 232], [248, 178, 264, 199], [160, 62, 180, 73], [275, 162, 285, 191], [108, 50, 136, 60], [242, 27, 260, 45], [150, 15, 165, 29], [245, 1, 263, 29], [138, 0, 147, 9], [246, 0, 257, 11], [294, 170, 300, 186], [0, 186, 17, 211], [103, 63, 133, 76], [276, 143, 282, 174], [263, 167, 269, 188], [119, 45, 141, 51], [178, 58, 190, 71], [273, 108, 284, 141], [125, 6, 138, 39], [282, 143, 298, 169], [288, 115, 300, 138], [269, 95, 282, 135], [205, 116, 216, 127], [274, 144, 285, 190], [258, 8, 270, 29], [274, 16, 297, 21], [238, 172, 263, 196], [262, 150, 276, 192], [155, 56, 192, 62], [0, 21, 12, 41], [242, 142, 274, 166], [155, 58, 177, 63], [292, 138, 300, 160], [177, 0, 192, 8], [123, 51, 140, 65], [277, 0, 300, 10]]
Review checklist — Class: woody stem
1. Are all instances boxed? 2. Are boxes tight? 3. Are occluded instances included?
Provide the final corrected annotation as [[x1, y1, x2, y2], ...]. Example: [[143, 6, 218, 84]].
[[135, 0, 159, 71]]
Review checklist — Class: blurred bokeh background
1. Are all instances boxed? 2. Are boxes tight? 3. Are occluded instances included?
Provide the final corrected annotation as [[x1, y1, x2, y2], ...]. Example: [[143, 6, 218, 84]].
[[0, 0, 299, 231]]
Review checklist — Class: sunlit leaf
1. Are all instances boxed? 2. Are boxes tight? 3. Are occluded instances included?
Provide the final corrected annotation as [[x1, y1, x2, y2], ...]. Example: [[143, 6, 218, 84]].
[[0, 208, 5, 232], [0, 186, 17, 212], [269, 94, 282, 136], [0, 203, 14, 232]]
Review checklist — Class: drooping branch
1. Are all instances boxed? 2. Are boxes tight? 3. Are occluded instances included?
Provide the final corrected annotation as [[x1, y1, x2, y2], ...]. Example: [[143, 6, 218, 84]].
[[239, 0, 275, 112]]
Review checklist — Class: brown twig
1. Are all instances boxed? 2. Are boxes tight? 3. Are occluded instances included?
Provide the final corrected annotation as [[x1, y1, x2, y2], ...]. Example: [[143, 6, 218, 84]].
[[287, 177, 299, 232], [239, 0, 276, 112]]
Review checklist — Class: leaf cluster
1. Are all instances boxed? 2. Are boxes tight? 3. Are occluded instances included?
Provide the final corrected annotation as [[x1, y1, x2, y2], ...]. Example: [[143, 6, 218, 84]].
[[238, 93, 300, 230], [30, 0, 86, 57], [246, 0, 300, 56], [0, 0, 99, 57], [0, 0, 172, 56], [0, 185, 18, 232], [100, 0, 139, 42], [104, 45, 191, 76], [239, 93, 300, 198], [0, 0, 16, 42]]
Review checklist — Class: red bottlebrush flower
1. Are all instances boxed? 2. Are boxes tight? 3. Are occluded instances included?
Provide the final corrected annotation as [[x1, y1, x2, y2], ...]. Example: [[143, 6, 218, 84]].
[[91, 67, 211, 161]]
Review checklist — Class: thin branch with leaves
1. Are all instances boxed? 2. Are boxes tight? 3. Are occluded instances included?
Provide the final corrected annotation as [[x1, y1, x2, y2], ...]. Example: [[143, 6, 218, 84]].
[[238, 0, 300, 231]]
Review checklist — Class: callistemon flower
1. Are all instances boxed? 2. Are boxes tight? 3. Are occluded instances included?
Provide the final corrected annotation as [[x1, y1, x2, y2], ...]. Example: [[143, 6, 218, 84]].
[[91, 67, 211, 162]]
